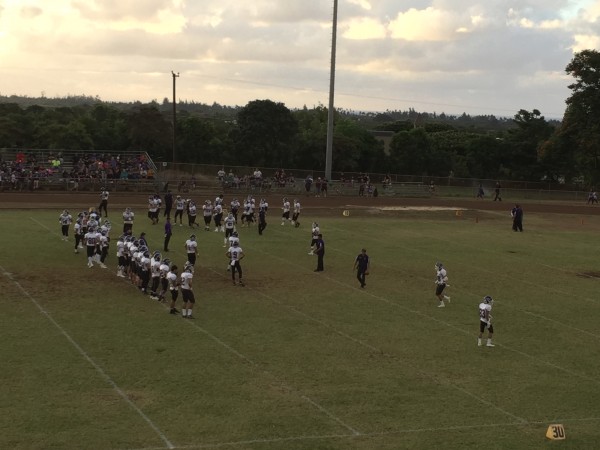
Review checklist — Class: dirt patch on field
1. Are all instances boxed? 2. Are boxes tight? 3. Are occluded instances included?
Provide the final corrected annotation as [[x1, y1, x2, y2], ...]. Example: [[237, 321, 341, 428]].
[[1, 191, 600, 217]]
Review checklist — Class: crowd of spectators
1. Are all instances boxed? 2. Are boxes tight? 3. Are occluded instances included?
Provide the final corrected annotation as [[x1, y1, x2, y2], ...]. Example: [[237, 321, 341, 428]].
[[218, 167, 297, 191], [0, 150, 154, 191]]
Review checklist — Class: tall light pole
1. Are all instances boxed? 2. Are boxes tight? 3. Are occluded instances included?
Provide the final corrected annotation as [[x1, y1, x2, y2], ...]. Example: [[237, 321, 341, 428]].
[[325, 0, 338, 181], [171, 71, 180, 164]]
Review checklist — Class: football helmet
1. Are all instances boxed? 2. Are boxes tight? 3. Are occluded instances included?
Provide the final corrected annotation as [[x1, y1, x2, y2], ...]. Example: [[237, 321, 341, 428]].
[[232, 231, 238, 237], [435, 262, 443, 269], [484, 295, 493, 304], [189, 234, 196, 241], [143, 250, 150, 258], [153, 251, 161, 261], [184, 262, 194, 273], [227, 213, 234, 220], [163, 258, 171, 266], [232, 241, 239, 247]]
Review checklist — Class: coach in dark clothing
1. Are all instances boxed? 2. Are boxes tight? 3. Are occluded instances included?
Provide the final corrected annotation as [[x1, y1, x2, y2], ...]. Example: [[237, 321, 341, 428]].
[[511, 204, 523, 232], [354, 248, 370, 288], [164, 217, 172, 251], [258, 207, 267, 235], [314, 234, 325, 272], [164, 191, 173, 218]]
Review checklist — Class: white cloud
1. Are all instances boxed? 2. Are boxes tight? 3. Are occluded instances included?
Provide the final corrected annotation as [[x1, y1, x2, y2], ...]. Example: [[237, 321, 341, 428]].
[[0, 0, 599, 118]]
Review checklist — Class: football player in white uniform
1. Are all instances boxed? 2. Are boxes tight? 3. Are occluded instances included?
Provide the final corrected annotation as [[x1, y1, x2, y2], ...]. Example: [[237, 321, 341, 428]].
[[59, 210, 72, 241], [122, 207, 135, 234], [167, 264, 179, 314], [202, 200, 213, 231], [174, 195, 185, 226], [158, 258, 171, 303], [73, 219, 83, 253], [223, 213, 236, 247], [185, 234, 198, 266], [478, 295, 495, 347], [281, 197, 291, 225], [98, 230, 109, 268], [213, 202, 224, 232], [139, 250, 152, 295], [180, 263, 195, 318], [150, 252, 162, 299], [99, 188, 109, 217], [435, 262, 451, 307], [291, 199, 301, 228], [309, 222, 320, 255], [226, 240, 245, 286], [116, 235, 126, 277], [84, 226, 100, 268], [187, 200, 198, 228]]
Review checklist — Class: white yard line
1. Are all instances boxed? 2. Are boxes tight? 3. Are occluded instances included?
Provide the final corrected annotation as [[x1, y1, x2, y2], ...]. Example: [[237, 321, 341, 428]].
[[0, 264, 175, 450], [325, 222, 600, 339], [122, 416, 600, 449]]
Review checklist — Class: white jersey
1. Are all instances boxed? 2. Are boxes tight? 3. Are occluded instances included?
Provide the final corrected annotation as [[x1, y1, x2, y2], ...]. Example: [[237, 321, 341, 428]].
[[436, 268, 448, 285], [203, 204, 213, 217], [176, 198, 185, 210], [228, 235, 240, 247], [312, 226, 320, 238], [259, 200, 269, 211], [84, 231, 99, 247], [214, 204, 223, 215], [227, 245, 243, 263], [215, 196, 223, 206], [180, 271, 193, 290], [167, 271, 178, 290], [282, 201, 290, 212], [116, 240, 125, 257], [185, 239, 197, 254], [59, 213, 72, 226], [230, 200, 240, 211], [151, 259, 161, 277], [74, 222, 82, 236], [225, 216, 236, 230], [479, 302, 492, 325], [293, 201, 301, 213], [188, 205, 197, 216], [140, 256, 151, 272], [148, 199, 158, 213], [123, 211, 134, 224], [100, 190, 109, 200], [99, 235, 109, 249], [159, 263, 170, 278]]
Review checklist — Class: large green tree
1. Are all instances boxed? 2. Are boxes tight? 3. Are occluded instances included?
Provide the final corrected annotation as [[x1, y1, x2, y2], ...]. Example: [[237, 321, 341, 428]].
[[234, 99, 299, 167], [540, 50, 600, 184]]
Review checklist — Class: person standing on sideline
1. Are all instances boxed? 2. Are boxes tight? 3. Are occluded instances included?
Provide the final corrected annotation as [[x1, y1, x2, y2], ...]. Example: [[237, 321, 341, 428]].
[[164, 190, 173, 218], [353, 248, 370, 288], [99, 188, 109, 217], [314, 234, 325, 272], [226, 241, 245, 286], [493, 181, 502, 201], [435, 262, 451, 307], [258, 206, 267, 235], [478, 295, 495, 347], [476, 183, 485, 199], [164, 217, 172, 251], [511, 204, 523, 232]]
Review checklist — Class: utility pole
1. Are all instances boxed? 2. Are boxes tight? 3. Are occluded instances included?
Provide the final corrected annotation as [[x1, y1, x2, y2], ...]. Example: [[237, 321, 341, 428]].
[[325, 0, 338, 181], [171, 71, 180, 164]]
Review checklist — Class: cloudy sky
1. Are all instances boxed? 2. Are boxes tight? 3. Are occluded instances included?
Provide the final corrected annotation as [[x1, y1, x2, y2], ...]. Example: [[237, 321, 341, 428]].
[[1, 0, 599, 118]]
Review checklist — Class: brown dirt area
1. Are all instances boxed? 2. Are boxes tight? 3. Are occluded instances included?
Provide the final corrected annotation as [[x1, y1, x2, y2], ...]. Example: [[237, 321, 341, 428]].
[[1, 191, 599, 216]]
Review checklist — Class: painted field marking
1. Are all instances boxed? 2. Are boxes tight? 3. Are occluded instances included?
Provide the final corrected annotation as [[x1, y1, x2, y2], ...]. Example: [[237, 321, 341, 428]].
[[0, 265, 175, 450]]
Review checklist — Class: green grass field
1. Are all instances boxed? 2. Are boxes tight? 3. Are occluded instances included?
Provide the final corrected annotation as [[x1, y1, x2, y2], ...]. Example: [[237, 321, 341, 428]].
[[1, 207, 599, 450]]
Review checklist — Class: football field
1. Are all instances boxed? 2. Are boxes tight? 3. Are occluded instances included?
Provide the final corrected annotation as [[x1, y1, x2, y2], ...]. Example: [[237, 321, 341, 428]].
[[1, 206, 599, 449]]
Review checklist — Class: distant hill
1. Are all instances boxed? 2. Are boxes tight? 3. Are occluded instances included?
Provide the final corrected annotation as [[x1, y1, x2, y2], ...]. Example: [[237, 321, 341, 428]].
[[0, 94, 560, 133]]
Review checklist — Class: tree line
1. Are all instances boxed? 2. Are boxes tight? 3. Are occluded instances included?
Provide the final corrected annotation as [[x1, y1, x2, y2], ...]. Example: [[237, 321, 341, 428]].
[[1, 50, 599, 184]]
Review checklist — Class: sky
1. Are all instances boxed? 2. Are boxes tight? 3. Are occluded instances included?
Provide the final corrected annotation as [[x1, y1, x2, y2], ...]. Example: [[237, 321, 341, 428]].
[[1, 0, 599, 119]]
